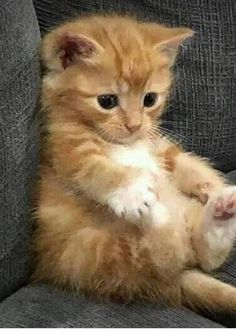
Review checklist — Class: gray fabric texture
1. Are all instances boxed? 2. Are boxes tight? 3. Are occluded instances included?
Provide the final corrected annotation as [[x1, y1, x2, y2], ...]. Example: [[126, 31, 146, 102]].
[[33, 0, 236, 172], [227, 170, 236, 184], [0, 0, 40, 301], [0, 285, 223, 328]]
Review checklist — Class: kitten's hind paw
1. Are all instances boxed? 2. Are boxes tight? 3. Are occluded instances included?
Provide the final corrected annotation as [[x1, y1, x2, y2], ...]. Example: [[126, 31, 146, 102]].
[[211, 186, 236, 221], [211, 187, 236, 221], [204, 186, 236, 231]]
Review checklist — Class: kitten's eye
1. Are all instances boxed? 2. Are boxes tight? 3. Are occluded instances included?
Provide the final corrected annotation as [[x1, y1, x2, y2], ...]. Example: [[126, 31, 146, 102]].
[[143, 92, 158, 108], [97, 94, 119, 110]]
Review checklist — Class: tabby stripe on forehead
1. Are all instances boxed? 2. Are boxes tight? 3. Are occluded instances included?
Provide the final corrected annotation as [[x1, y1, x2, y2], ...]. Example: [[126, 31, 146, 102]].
[[104, 27, 123, 77], [61, 88, 97, 98]]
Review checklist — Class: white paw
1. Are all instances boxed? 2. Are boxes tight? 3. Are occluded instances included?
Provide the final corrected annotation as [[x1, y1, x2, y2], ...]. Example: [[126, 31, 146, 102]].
[[107, 174, 158, 222], [145, 201, 170, 226], [203, 186, 236, 232]]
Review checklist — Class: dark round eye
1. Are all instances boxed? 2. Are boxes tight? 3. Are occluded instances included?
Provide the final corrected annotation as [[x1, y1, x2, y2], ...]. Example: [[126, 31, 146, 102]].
[[143, 92, 158, 108], [97, 94, 119, 110]]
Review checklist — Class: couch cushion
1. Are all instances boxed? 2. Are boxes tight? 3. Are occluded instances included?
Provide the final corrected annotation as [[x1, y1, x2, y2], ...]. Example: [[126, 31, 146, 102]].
[[0, 0, 40, 301], [0, 285, 223, 328], [33, 0, 236, 172], [227, 170, 236, 184]]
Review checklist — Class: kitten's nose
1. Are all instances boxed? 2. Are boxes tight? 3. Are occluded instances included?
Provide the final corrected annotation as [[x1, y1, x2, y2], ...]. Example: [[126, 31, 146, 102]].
[[125, 122, 141, 133]]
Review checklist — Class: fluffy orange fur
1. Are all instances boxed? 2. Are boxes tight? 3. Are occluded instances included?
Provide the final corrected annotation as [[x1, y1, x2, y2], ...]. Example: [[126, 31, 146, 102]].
[[33, 15, 236, 311]]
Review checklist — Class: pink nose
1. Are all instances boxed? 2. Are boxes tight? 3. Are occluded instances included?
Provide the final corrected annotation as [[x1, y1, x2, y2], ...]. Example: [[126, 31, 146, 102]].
[[125, 123, 141, 133]]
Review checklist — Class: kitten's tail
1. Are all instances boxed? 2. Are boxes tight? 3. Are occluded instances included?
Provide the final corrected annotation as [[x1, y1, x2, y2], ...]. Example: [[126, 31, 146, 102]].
[[181, 270, 236, 312]]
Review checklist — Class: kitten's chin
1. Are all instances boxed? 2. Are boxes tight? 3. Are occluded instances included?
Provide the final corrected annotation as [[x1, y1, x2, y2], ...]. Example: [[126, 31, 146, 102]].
[[99, 130, 147, 145], [115, 134, 143, 145]]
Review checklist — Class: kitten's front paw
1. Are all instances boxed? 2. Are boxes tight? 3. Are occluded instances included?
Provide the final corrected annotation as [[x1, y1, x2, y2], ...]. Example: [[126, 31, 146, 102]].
[[108, 174, 158, 222]]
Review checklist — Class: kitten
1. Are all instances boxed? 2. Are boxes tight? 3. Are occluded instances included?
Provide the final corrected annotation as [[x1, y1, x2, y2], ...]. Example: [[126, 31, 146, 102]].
[[34, 14, 236, 311]]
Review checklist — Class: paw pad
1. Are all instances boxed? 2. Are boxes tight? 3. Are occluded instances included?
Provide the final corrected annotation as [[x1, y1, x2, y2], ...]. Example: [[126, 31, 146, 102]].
[[211, 187, 236, 221]]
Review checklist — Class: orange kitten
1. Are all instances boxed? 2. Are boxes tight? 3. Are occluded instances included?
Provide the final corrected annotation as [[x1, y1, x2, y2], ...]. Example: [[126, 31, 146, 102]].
[[33, 15, 236, 311]]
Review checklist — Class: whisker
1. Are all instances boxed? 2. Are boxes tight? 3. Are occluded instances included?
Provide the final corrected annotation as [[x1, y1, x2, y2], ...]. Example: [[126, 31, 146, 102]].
[[95, 126, 118, 143], [149, 122, 192, 147]]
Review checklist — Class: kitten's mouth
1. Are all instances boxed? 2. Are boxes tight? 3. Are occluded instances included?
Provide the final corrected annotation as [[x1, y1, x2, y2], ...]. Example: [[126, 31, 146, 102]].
[[97, 127, 144, 145], [115, 133, 142, 144]]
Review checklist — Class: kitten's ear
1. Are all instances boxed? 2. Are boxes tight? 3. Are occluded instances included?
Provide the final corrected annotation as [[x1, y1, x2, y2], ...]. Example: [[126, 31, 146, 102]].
[[154, 28, 194, 66], [41, 27, 104, 71]]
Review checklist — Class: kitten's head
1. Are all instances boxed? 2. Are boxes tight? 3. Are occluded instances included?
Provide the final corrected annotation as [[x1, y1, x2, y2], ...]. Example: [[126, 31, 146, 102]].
[[42, 15, 193, 144]]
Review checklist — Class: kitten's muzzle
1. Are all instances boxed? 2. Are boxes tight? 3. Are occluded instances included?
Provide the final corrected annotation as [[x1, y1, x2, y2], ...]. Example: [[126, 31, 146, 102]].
[[124, 122, 142, 133]]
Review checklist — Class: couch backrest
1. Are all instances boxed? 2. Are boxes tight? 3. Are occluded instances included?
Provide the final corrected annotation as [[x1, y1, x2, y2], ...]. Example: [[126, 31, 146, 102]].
[[0, 0, 40, 300]]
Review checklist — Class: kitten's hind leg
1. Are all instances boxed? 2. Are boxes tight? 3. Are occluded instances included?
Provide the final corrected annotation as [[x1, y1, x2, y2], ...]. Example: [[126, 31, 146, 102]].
[[193, 186, 236, 271]]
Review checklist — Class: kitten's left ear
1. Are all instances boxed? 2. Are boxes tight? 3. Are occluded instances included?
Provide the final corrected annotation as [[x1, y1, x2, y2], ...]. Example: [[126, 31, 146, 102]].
[[154, 28, 194, 66], [41, 25, 104, 71]]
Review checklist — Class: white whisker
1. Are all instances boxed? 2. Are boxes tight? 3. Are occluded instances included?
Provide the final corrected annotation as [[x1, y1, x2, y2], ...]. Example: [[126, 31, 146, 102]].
[[148, 121, 191, 147]]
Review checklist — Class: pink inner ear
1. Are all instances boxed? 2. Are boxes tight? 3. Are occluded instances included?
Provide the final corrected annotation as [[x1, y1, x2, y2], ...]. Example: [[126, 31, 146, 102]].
[[58, 34, 96, 69]]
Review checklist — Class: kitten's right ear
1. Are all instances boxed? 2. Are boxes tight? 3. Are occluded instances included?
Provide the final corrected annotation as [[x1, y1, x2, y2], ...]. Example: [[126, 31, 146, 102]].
[[154, 28, 194, 67], [41, 27, 104, 71]]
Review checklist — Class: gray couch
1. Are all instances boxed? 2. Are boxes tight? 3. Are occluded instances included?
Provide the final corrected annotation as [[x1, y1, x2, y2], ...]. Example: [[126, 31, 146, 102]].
[[0, 0, 235, 328]]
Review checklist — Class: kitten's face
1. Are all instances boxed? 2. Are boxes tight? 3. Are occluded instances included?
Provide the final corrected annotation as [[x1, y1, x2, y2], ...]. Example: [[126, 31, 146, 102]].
[[42, 16, 192, 144], [47, 54, 171, 144]]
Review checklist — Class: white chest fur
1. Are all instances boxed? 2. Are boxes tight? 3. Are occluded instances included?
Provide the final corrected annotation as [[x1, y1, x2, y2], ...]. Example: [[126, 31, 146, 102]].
[[109, 141, 159, 173]]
